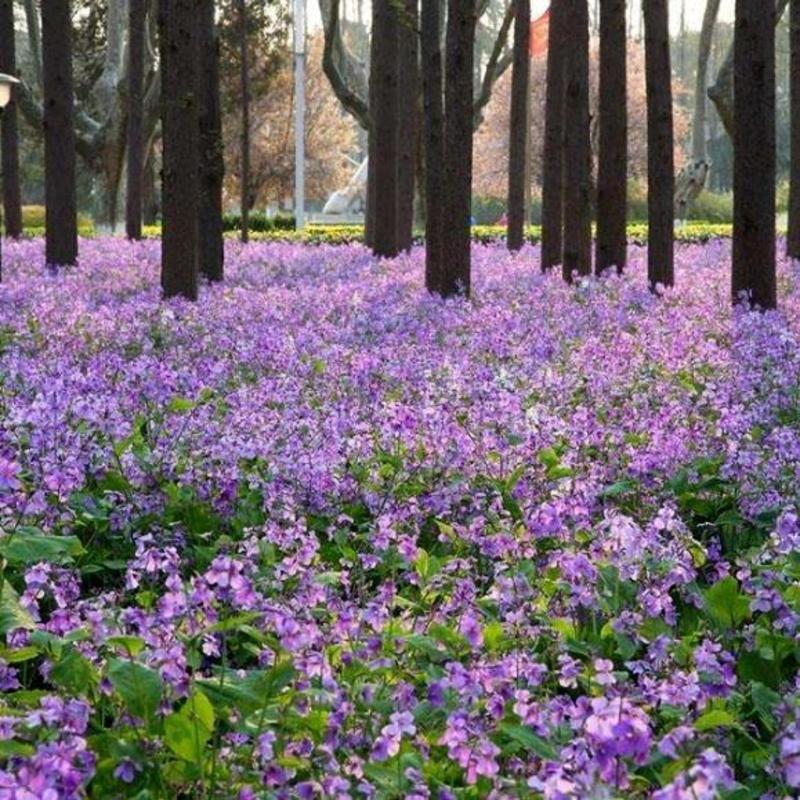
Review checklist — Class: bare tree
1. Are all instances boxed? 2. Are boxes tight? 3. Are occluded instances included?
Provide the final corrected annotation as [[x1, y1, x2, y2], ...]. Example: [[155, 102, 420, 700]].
[[541, 0, 568, 271], [595, 0, 627, 274], [0, 0, 22, 239], [198, 0, 225, 281], [732, 0, 776, 308], [788, 0, 800, 259], [507, 0, 530, 252], [422, 0, 445, 291], [396, 0, 419, 253], [644, 0, 674, 291], [42, 0, 78, 267], [562, 0, 592, 282], [160, 0, 199, 300], [127, 0, 146, 240]]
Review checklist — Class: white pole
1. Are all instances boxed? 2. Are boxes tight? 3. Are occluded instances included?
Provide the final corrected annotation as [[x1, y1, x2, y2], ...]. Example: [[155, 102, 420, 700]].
[[294, 0, 306, 230]]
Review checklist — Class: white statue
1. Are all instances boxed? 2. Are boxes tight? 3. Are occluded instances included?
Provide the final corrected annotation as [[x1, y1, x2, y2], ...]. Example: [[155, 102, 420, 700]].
[[323, 157, 368, 215]]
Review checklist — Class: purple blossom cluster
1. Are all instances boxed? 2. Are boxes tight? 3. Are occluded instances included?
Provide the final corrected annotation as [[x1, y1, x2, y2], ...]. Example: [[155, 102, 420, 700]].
[[0, 237, 798, 797]]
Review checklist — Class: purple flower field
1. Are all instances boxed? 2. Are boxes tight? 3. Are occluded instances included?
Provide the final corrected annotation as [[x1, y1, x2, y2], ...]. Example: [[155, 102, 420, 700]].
[[0, 237, 799, 798]]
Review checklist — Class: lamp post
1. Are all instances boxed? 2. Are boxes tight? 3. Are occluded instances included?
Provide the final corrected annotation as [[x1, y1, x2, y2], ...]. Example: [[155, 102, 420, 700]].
[[0, 73, 19, 283], [294, 0, 305, 230]]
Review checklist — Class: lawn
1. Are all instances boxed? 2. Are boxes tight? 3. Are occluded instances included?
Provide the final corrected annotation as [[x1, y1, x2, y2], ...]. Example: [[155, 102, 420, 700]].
[[0, 237, 798, 798]]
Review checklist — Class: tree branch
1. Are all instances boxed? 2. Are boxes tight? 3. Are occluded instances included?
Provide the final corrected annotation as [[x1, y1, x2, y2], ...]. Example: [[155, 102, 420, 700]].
[[472, 0, 515, 129], [22, 0, 42, 91]]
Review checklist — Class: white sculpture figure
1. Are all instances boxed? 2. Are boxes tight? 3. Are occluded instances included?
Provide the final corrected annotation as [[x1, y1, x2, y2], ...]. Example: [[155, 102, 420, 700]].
[[675, 159, 711, 224], [323, 157, 369, 215]]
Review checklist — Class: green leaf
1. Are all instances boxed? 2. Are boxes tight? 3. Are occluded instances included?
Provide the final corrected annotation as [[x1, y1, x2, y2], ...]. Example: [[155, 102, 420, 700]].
[[0, 580, 35, 635], [0, 531, 84, 565], [499, 723, 559, 760], [704, 577, 751, 629], [694, 709, 737, 731], [107, 659, 162, 724], [164, 690, 215, 764], [167, 396, 195, 413], [106, 636, 146, 656], [49, 647, 97, 694]]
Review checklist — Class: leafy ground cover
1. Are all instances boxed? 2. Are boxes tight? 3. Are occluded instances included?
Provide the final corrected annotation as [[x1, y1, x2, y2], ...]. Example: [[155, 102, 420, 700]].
[[0, 238, 799, 798]]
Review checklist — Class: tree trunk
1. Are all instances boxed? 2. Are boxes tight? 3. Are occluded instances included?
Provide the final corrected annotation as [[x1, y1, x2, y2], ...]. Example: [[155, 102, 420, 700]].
[[441, 0, 475, 296], [541, 0, 567, 271], [159, 0, 199, 300], [364, 22, 377, 250], [733, 0, 776, 308], [238, 0, 251, 243], [692, 0, 721, 163], [788, 0, 800, 259], [507, 0, 530, 252], [42, 0, 79, 267], [143, 147, 159, 224], [126, 0, 146, 240], [396, 0, 419, 253], [562, 0, 592, 282], [198, 0, 224, 281], [422, 0, 445, 291], [644, 0, 674, 291], [0, 0, 22, 239], [595, 0, 627, 274], [370, 0, 400, 257]]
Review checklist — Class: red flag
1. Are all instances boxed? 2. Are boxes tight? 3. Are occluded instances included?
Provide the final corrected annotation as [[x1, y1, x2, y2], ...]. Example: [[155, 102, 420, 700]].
[[530, 9, 549, 58]]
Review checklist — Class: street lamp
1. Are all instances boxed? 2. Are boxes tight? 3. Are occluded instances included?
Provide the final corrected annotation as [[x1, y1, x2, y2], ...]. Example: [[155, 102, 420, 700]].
[[0, 73, 19, 283]]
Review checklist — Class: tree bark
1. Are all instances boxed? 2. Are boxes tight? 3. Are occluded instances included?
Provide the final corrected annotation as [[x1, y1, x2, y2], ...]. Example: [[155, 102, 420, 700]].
[[422, 0, 445, 291], [370, 0, 400, 257], [126, 0, 146, 240], [441, 0, 475, 296], [396, 0, 419, 253], [541, 0, 567, 271], [42, 0, 79, 267], [507, 0, 530, 252], [692, 0, 721, 163], [159, 0, 199, 300], [0, 0, 22, 239], [644, 0, 674, 291], [595, 0, 627, 274], [238, 0, 251, 243], [733, 0, 776, 308], [788, 0, 800, 259], [562, 0, 592, 282], [197, 0, 224, 281]]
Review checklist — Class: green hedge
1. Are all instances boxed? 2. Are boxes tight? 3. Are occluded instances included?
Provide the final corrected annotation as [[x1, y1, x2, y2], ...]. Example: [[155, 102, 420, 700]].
[[18, 205, 95, 236]]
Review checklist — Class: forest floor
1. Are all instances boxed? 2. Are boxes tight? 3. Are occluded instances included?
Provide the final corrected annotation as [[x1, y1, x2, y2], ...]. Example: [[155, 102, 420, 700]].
[[0, 237, 798, 798]]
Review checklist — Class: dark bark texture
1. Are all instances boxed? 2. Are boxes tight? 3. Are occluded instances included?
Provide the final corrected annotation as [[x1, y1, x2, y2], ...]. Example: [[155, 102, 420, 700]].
[[788, 0, 800, 259], [159, 0, 199, 300], [733, 0, 776, 308], [595, 0, 627, 274], [0, 0, 22, 239], [422, 0, 445, 292], [198, 0, 224, 281], [541, 0, 567, 271], [507, 0, 530, 252], [42, 0, 79, 267], [562, 0, 592, 282], [370, 0, 400, 258], [396, 0, 419, 253], [126, 0, 146, 240], [644, 0, 675, 290], [440, 0, 475, 296], [238, 0, 251, 243]]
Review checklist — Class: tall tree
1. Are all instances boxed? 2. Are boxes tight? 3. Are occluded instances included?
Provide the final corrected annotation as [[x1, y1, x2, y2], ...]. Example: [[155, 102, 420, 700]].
[[198, 0, 225, 281], [541, 0, 568, 271], [644, 0, 674, 291], [422, 0, 445, 292], [562, 0, 592, 281], [126, 0, 146, 240], [42, 0, 78, 267], [238, 0, 251, 243], [159, 0, 199, 300], [370, 0, 400, 258], [507, 0, 531, 252], [441, 0, 476, 296], [788, 0, 800, 259], [732, 0, 776, 308], [595, 0, 627, 274], [692, 0, 721, 164], [396, 0, 419, 253], [0, 0, 21, 239]]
